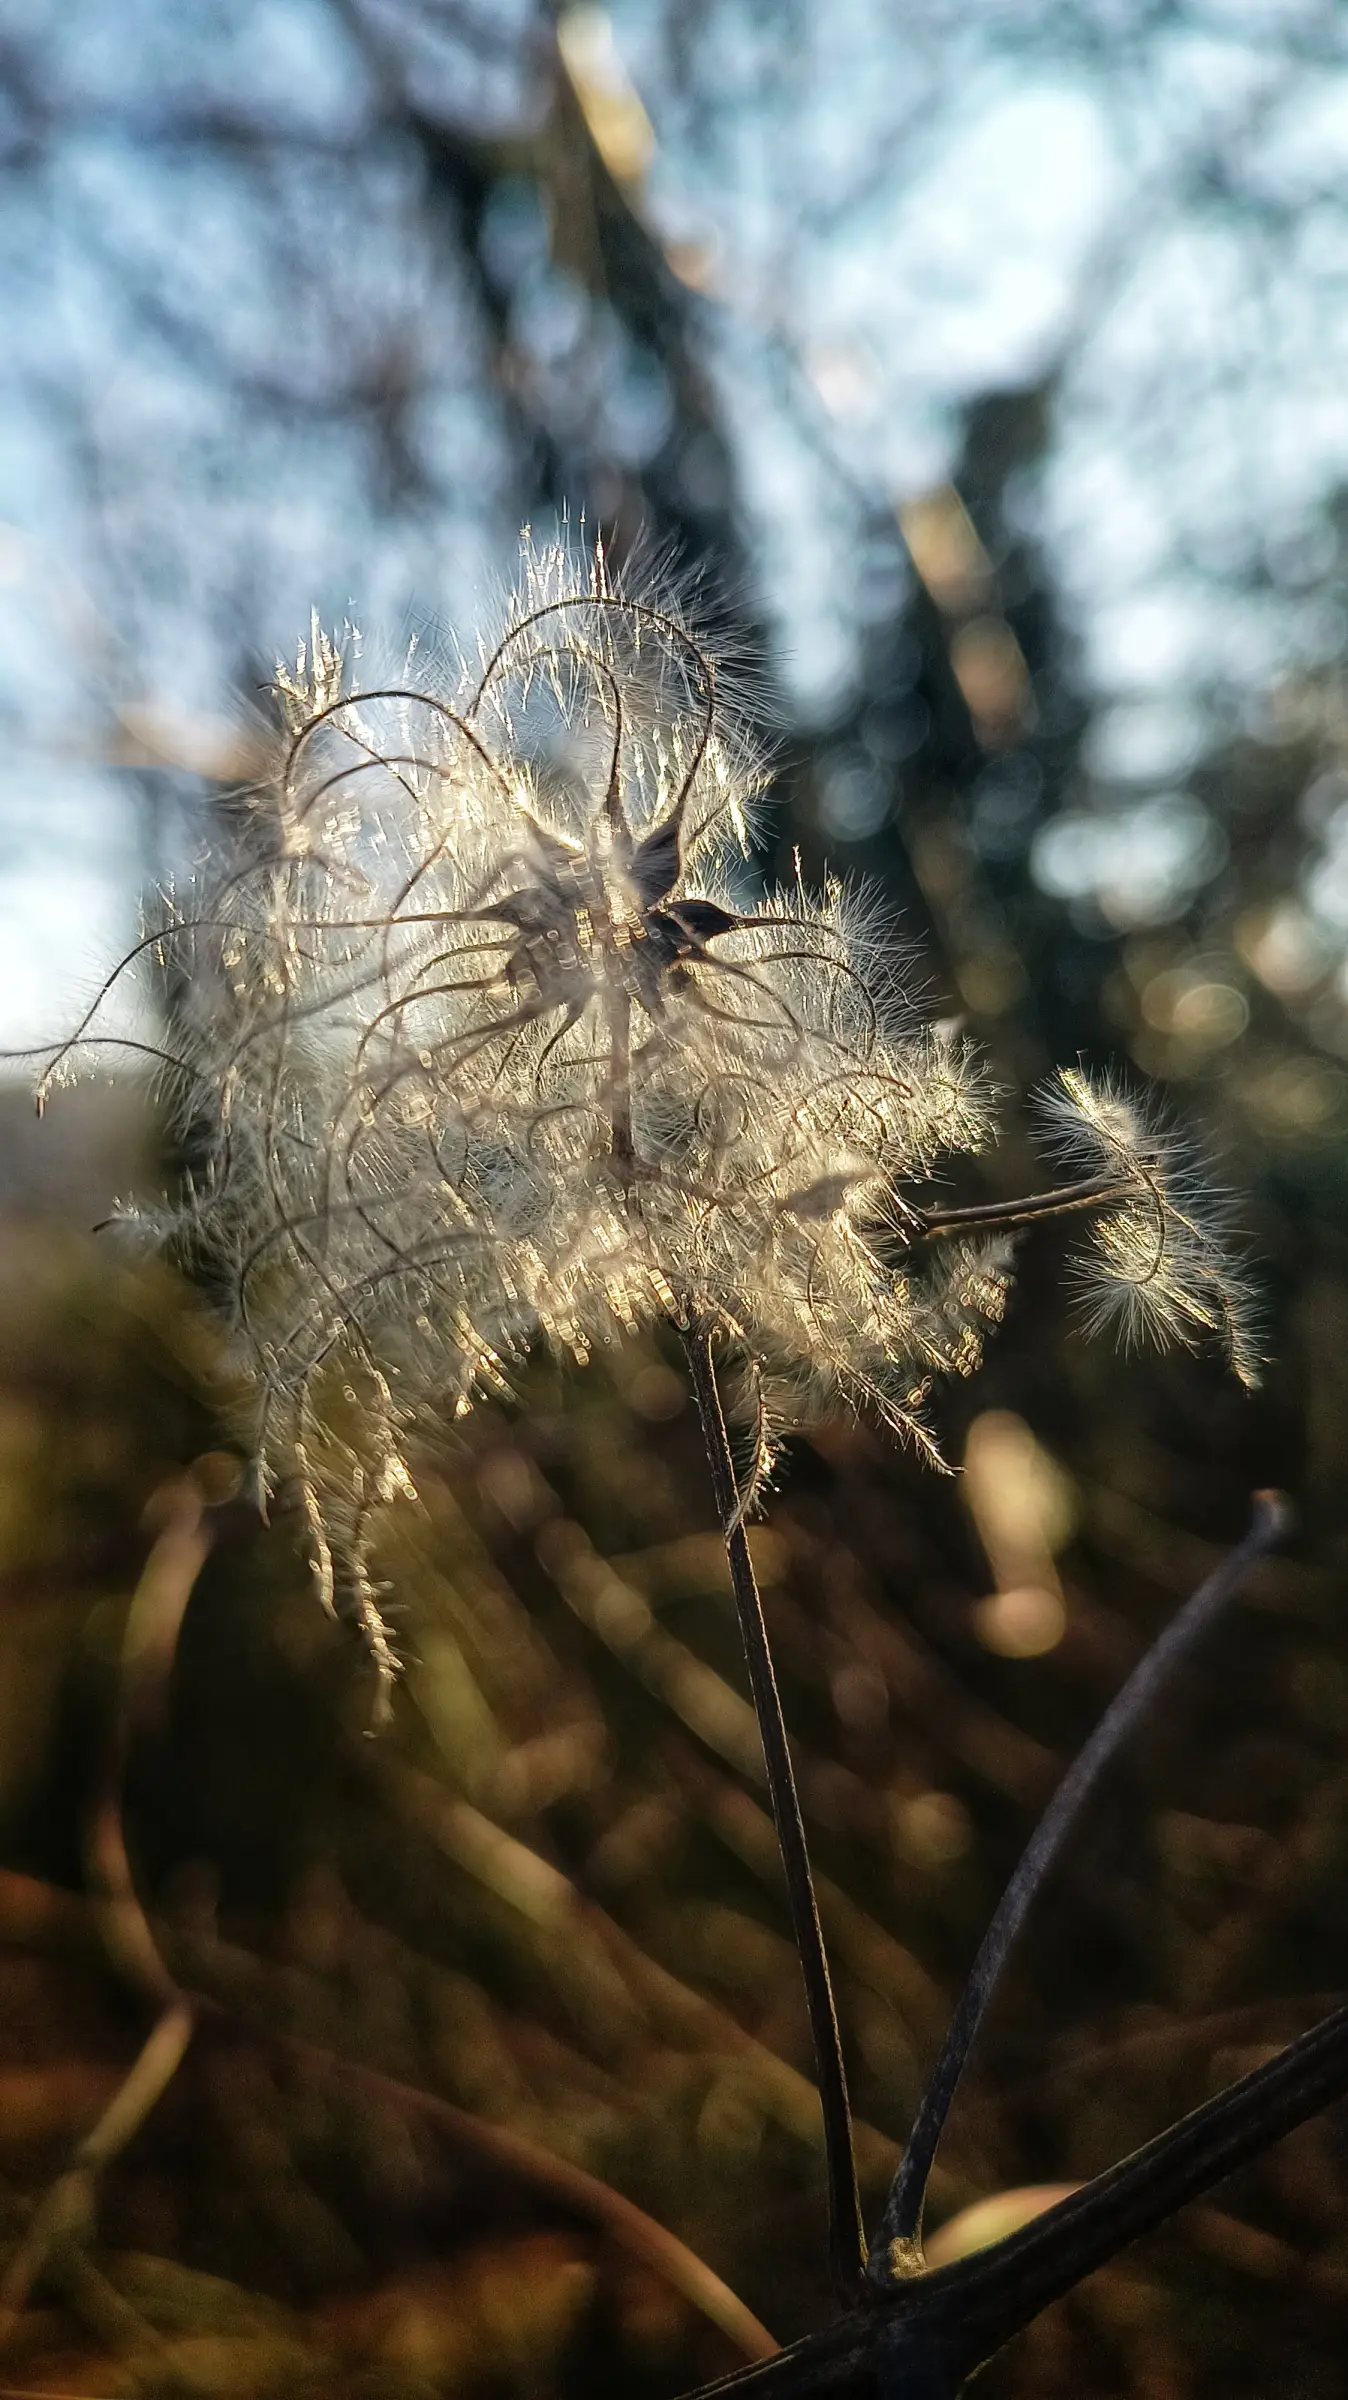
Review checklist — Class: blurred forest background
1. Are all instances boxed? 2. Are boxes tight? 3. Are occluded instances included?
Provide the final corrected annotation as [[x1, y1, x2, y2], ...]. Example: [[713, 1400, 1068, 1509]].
[[4, 2, 1348, 2394]]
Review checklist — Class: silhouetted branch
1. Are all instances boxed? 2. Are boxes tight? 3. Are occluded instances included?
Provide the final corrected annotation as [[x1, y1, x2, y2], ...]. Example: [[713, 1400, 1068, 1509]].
[[873, 1491, 1287, 2267], [679, 1987, 1348, 2397]]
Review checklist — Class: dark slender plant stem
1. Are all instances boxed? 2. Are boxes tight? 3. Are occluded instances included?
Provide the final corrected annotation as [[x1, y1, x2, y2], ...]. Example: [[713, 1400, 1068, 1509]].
[[913, 1173, 1138, 1242], [682, 1324, 866, 2304], [870, 1491, 1287, 2276]]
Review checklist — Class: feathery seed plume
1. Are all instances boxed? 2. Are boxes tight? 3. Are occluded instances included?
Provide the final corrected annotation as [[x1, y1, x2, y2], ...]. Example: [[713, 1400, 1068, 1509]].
[[35, 540, 1257, 1686]]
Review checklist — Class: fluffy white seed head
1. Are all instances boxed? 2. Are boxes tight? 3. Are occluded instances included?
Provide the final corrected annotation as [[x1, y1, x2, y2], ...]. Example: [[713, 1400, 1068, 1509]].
[[37, 541, 1257, 1686]]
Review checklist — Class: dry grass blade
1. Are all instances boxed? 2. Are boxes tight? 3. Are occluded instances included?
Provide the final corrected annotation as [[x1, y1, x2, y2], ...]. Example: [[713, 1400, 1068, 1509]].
[[0, 1473, 211, 2355]]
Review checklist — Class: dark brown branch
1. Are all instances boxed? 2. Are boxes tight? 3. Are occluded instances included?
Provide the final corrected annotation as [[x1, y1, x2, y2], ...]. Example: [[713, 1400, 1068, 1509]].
[[682, 2314, 876, 2400], [681, 1989, 1348, 2399], [912, 1173, 1139, 1242], [871, 1491, 1288, 2270], [682, 1324, 866, 2305], [922, 1990, 1348, 2378]]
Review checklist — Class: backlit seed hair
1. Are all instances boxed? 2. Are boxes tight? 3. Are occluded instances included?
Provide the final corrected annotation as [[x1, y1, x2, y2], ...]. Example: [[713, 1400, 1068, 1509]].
[[1035, 1067, 1261, 1390], [32, 540, 1258, 1691]]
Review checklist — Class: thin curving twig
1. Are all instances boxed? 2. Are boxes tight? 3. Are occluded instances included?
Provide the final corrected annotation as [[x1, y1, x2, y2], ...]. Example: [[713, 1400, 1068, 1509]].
[[258, 2024, 781, 2362], [0, 1472, 778, 2373], [682, 1324, 866, 2304], [871, 1490, 1287, 2275], [0, 1476, 211, 2356], [911, 1174, 1138, 1241], [0, 1844, 781, 2373]]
